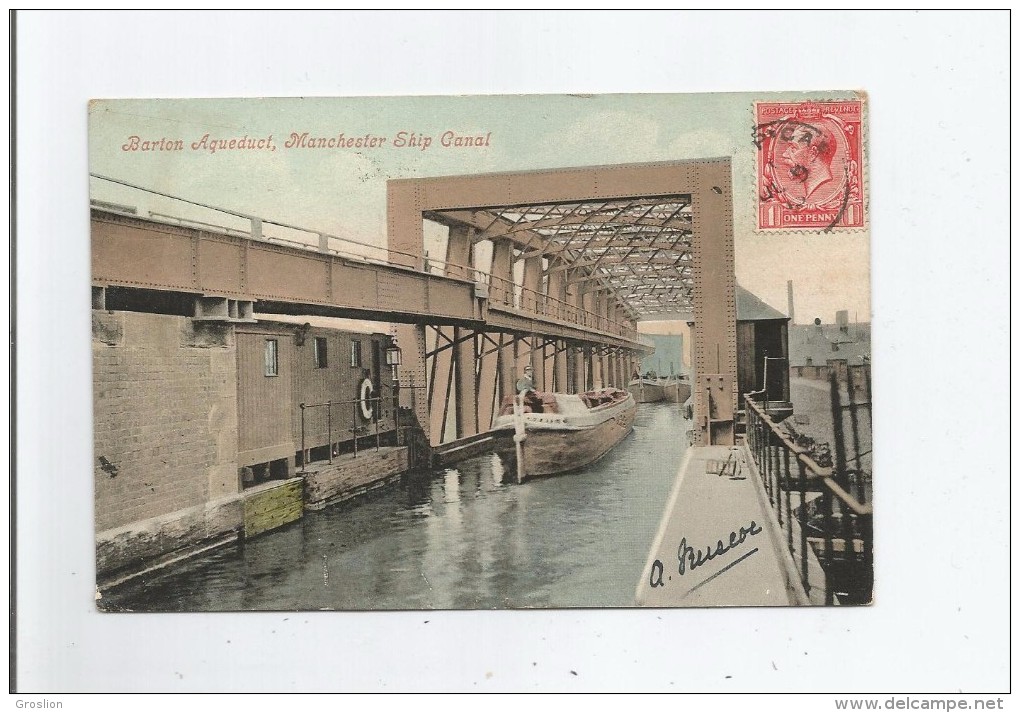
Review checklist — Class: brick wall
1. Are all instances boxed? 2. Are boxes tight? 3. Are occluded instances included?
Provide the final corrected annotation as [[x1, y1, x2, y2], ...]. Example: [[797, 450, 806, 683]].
[[93, 311, 239, 532]]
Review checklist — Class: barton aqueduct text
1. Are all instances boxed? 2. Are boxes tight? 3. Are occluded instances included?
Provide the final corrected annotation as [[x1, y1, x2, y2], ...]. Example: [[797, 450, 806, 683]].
[[121, 130, 493, 154]]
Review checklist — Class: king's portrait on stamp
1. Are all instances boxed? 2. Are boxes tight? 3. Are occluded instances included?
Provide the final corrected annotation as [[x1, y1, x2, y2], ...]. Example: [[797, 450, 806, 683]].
[[755, 99, 865, 231]]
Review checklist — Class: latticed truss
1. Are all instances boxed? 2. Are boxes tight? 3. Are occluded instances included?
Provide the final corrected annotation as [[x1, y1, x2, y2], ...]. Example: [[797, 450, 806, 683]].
[[426, 195, 694, 318]]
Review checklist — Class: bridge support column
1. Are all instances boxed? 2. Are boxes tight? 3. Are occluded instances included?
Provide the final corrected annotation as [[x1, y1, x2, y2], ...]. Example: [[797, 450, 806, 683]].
[[595, 350, 606, 389], [454, 327, 478, 438], [446, 225, 474, 281], [521, 256, 543, 314], [599, 292, 610, 335], [490, 239, 514, 307], [528, 336, 542, 391], [564, 269, 582, 325], [426, 224, 480, 443], [477, 332, 501, 432], [691, 160, 737, 445], [542, 340, 554, 393], [497, 334, 516, 404], [395, 323, 430, 438], [554, 341, 568, 392], [562, 344, 572, 393], [581, 290, 596, 332], [429, 326, 456, 445], [547, 266, 566, 321], [571, 344, 585, 394], [527, 334, 543, 389]]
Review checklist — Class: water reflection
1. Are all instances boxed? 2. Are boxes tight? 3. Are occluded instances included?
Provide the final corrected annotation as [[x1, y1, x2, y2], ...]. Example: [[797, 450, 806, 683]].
[[103, 403, 689, 611]]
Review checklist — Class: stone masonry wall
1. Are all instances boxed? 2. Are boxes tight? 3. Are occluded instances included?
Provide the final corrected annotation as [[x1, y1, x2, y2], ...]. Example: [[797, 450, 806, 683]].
[[93, 311, 239, 532]]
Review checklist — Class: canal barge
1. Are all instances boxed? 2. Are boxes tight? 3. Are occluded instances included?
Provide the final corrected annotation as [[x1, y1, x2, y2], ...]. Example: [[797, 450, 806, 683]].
[[662, 375, 692, 404], [628, 378, 665, 403], [492, 388, 637, 482]]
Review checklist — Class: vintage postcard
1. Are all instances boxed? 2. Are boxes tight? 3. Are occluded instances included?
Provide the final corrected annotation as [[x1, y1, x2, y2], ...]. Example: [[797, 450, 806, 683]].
[[89, 92, 871, 611]]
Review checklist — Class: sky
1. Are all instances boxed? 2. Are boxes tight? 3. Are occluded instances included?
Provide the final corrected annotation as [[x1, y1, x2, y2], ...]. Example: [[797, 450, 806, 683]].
[[89, 92, 870, 324]]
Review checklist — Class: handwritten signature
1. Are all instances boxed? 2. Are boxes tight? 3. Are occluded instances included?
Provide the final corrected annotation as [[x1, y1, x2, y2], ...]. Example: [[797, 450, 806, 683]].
[[648, 520, 762, 589]]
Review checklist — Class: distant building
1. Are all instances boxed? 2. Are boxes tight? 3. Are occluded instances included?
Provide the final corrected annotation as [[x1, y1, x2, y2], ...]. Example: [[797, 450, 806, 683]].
[[788, 318, 871, 368]]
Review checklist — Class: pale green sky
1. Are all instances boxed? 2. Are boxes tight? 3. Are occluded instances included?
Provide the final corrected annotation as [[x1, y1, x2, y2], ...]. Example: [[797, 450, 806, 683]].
[[89, 92, 869, 323]]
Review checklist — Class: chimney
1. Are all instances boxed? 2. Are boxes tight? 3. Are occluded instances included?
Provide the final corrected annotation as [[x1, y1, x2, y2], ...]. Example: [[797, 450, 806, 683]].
[[836, 309, 849, 334]]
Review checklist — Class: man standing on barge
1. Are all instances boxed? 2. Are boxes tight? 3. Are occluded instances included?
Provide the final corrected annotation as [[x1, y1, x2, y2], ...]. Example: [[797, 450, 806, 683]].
[[516, 365, 544, 413]]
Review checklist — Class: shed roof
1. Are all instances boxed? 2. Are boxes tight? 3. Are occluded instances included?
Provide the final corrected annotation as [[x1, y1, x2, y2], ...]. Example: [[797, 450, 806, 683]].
[[736, 285, 788, 321]]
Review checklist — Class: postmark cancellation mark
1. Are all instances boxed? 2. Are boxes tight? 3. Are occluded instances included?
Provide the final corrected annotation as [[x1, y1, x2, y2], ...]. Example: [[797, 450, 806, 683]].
[[754, 99, 865, 231]]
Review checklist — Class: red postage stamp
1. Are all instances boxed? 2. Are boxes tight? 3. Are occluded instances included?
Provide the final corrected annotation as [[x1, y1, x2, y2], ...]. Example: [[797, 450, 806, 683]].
[[754, 99, 865, 231]]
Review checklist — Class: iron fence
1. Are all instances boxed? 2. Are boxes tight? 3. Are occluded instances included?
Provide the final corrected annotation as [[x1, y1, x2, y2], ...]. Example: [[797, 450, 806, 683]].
[[744, 371, 873, 605], [485, 273, 636, 340], [297, 386, 432, 472], [298, 395, 390, 467]]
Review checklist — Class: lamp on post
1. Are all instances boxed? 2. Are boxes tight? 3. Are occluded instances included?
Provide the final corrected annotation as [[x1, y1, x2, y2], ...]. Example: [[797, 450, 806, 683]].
[[385, 339, 403, 441], [385, 339, 402, 383]]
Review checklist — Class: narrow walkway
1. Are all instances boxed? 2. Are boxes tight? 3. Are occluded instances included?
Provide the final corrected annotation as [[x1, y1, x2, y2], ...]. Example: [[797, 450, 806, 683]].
[[635, 445, 801, 607]]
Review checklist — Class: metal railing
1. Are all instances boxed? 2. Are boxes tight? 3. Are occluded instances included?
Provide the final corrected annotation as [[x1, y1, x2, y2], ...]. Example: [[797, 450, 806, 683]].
[[744, 371, 873, 605], [90, 174, 642, 344], [297, 384, 433, 471], [297, 394, 394, 467], [485, 273, 637, 340], [93, 173, 437, 272]]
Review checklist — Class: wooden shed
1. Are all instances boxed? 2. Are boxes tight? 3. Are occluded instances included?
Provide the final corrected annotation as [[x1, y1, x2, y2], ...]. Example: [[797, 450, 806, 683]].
[[734, 286, 791, 404], [687, 285, 791, 418], [235, 319, 399, 486]]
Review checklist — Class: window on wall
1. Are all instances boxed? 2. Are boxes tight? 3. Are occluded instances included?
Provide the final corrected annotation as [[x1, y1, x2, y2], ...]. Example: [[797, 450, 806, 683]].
[[350, 340, 362, 368], [314, 337, 328, 368], [264, 339, 279, 377]]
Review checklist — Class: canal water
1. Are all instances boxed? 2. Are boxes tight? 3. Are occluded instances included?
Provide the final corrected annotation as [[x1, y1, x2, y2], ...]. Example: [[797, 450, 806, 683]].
[[103, 402, 689, 611]]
